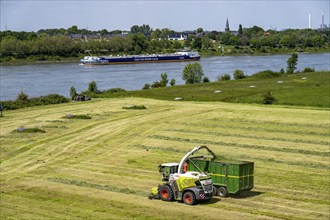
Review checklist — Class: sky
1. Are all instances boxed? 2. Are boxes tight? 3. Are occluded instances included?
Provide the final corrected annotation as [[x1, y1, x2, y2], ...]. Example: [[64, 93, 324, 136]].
[[0, 0, 329, 32]]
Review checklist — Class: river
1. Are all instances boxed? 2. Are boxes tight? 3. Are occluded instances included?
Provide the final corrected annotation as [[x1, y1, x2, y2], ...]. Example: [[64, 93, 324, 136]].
[[0, 53, 329, 101]]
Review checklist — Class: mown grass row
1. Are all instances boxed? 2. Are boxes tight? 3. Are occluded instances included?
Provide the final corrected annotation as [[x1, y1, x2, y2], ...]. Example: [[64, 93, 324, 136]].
[[163, 128, 329, 146], [180, 121, 329, 136], [48, 177, 148, 197], [149, 135, 329, 158]]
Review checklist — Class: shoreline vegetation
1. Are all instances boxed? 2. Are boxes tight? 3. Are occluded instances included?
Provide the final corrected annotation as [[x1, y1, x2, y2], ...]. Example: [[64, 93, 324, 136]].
[[1, 25, 329, 66], [0, 48, 329, 66]]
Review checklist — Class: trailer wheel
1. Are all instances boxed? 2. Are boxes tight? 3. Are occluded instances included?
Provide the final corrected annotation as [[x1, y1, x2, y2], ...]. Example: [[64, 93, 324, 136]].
[[183, 191, 196, 205], [159, 185, 174, 201], [218, 187, 228, 197]]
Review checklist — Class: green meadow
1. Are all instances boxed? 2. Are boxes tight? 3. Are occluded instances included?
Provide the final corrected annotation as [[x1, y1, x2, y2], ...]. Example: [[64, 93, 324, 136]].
[[1, 95, 329, 219], [94, 71, 330, 108]]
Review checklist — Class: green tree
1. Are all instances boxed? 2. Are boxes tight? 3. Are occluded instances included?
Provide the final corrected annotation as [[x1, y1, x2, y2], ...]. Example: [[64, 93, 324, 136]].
[[160, 73, 168, 87], [88, 81, 100, 93], [182, 62, 204, 84], [233, 69, 245, 80], [170, 79, 176, 86], [196, 28, 204, 34], [70, 86, 77, 100], [16, 91, 29, 102], [280, 34, 297, 48], [286, 53, 298, 74], [201, 36, 213, 50], [217, 73, 231, 81], [238, 24, 243, 36], [192, 37, 202, 50], [67, 25, 78, 34]]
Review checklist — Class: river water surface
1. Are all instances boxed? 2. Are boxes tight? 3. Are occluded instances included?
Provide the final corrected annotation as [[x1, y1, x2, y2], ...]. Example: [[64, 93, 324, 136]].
[[1, 53, 329, 101]]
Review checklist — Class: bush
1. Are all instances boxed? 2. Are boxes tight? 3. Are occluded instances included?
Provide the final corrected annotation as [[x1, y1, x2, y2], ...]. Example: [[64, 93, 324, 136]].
[[302, 67, 315, 73], [103, 88, 126, 93], [262, 92, 277, 104], [151, 81, 162, 88], [217, 73, 231, 81], [203, 76, 210, 83], [88, 81, 100, 93], [251, 70, 282, 79], [170, 79, 176, 86], [142, 83, 150, 90], [70, 86, 77, 100], [16, 91, 29, 102], [233, 69, 246, 80], [1, 93, 70, 110]]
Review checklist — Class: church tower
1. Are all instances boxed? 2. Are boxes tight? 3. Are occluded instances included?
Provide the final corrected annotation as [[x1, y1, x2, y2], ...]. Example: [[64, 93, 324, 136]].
[[225, 17, 230, 32]]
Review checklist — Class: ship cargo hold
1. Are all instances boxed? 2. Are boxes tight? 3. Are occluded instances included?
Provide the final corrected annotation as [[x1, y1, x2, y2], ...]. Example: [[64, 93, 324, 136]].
[[80, 51, 200, 65]]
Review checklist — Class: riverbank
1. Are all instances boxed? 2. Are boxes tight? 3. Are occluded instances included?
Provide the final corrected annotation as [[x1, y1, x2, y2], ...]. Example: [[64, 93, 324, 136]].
[[0, 55, 80, 66], [81, 71, 330, 108], [1, 46, 329, 66], [2, 71, 329, 109]]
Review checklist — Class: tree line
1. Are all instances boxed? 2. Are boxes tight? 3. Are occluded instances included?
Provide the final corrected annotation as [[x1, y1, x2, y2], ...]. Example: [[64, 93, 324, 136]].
[[0, 24, 329, 59]]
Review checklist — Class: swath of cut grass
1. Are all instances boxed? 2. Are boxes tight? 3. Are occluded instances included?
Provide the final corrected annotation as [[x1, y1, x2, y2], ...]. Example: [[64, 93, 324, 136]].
[[13, 127, 45, 133], [122, 105, 147, 110], [48, 177, 148, 197], [63, 114, 92, 119]]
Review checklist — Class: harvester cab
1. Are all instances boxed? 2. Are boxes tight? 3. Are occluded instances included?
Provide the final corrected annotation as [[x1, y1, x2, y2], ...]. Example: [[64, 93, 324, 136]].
[[149, 145, 216, 205]]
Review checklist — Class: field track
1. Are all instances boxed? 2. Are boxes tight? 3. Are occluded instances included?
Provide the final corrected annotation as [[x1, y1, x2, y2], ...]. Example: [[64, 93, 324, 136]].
[[1, 98, 329, 219]]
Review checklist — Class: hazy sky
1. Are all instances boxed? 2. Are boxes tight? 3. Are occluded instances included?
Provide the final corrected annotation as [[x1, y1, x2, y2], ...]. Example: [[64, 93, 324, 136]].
[[1, 0, 329, 32]]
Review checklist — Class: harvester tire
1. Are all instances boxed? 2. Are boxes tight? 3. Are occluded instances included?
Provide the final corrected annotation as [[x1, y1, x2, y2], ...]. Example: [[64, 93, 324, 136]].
[[159, 185, 174, 201], [183, 191, 196, 205], [218, 187, 228, 197]]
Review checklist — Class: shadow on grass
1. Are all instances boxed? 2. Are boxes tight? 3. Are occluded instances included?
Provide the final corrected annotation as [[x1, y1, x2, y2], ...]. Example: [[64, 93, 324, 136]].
[[230, 190, 264, 199]]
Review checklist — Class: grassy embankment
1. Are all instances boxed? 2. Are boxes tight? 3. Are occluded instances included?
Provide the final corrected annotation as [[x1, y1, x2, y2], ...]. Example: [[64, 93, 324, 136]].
[[92, 71, 330, 108], [1, 96, 329, 219]]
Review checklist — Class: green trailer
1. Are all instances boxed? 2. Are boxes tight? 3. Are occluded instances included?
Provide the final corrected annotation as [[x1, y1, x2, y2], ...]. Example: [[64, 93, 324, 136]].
[[186, 157, 254, 197]]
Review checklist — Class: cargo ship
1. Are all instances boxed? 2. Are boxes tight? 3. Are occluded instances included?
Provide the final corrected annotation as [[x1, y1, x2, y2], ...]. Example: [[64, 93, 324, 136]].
[[80, 51, 200, 65]]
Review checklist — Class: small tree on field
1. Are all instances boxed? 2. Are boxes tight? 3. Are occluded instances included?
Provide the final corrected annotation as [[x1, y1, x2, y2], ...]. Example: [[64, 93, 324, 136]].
[[233, 69, 246, 80], [182, 62, 204, 84], [170, 79, 176, 86], [70, 86, 77, 100], [286, 53, 298, 74]]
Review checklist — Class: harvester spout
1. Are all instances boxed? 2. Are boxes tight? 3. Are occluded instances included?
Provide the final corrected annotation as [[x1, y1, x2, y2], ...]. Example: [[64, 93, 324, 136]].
[[178, 145, 217, 174]]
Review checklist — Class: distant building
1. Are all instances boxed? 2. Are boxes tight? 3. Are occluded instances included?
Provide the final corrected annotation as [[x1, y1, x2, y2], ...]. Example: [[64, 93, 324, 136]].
[[225, 18, 230, 32], [168, 34, 187, 41]]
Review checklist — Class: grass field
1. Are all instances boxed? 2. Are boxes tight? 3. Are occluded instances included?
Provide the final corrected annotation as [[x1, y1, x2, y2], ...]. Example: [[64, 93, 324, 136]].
[[104, 71, 330, 108], [1, 98, 329, 219]]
